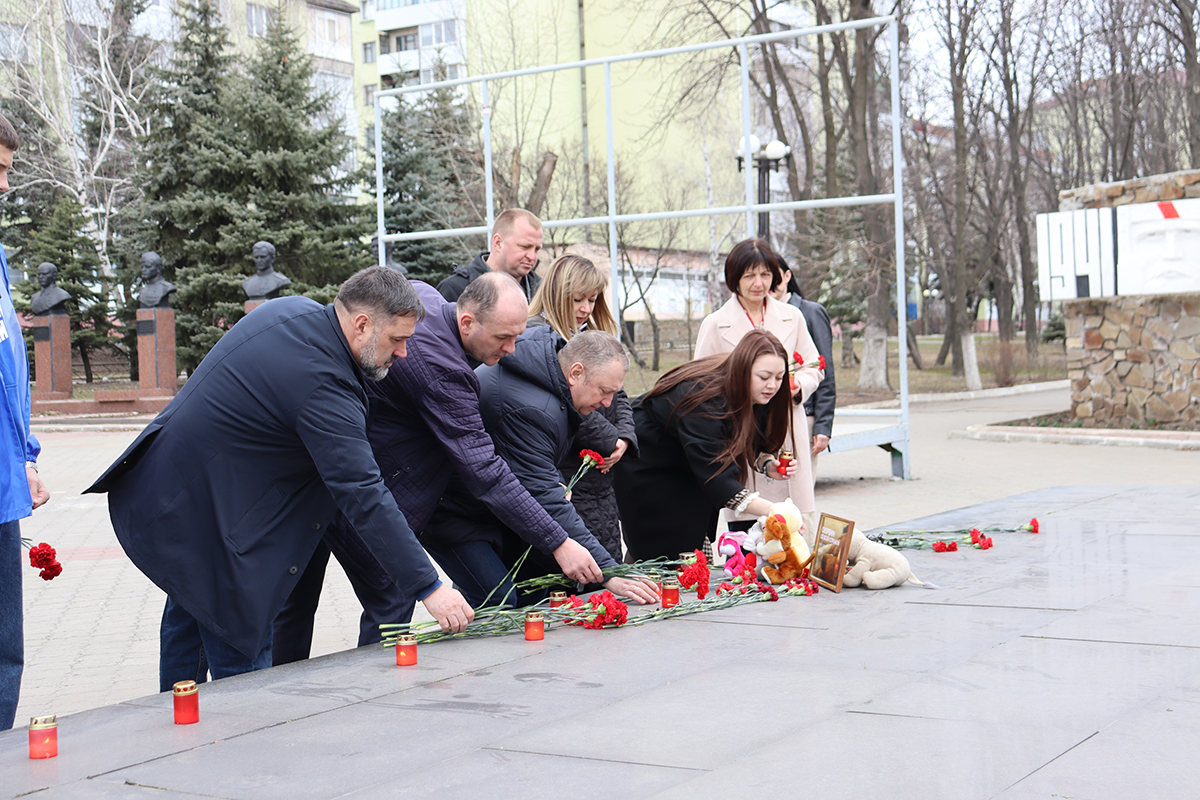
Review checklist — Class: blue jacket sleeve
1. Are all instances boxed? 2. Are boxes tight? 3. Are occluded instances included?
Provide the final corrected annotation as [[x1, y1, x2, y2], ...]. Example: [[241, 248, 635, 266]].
[[295, 379, 441, 599], [420, 372, 569, 554], [496, 405, 617, 569]]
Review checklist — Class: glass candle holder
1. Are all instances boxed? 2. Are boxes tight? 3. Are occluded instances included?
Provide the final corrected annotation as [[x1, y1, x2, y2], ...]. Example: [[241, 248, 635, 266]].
[[548, 591, 568, 608], [661, 582, 681, 609], [395, 635, 418, 666], [646, 572, 662, 592], [524, 611, 545, 641], [173, 680, 199, 725], [28, 715, 57, 759], [777, 450, 794, 475]]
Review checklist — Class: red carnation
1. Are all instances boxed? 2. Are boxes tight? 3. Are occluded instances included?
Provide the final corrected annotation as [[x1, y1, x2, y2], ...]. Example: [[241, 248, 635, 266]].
[[969, 528, 981, 544], [947, 541, 958, 552], [793, 351, 802, 364], [932, 541, 948, 552], [39, 563, 62, 581], [580, 449, 605, 468], [818, 354, 826, 371], [1022, 518, 1039, 533], [28, 543, 56, 569]]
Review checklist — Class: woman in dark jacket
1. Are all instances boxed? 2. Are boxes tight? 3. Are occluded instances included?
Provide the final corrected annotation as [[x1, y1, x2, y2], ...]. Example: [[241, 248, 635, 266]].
[[614, 330, 796, 561], [528, 254, 636, 563]]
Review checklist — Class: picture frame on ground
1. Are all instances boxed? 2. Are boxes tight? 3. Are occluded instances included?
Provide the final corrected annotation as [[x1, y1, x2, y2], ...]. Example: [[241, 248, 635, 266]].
[[811, 513, 855, 592]]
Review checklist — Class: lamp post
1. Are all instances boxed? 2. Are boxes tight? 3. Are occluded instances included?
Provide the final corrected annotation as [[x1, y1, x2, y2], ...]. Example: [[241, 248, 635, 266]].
[[737, 137, 792, 243]]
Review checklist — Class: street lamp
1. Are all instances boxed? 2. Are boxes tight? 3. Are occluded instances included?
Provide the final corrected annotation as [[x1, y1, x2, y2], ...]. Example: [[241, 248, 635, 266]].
[[736, 137, 792, 242]]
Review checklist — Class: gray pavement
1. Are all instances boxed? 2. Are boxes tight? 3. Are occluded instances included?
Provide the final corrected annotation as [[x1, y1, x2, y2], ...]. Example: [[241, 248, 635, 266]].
[[3, 383, 1199, 796], [3, 482, 1198, 798]]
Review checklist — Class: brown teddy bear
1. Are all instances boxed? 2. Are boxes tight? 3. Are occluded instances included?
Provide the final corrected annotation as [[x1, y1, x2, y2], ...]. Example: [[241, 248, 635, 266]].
[[759, 513, 813, 584]]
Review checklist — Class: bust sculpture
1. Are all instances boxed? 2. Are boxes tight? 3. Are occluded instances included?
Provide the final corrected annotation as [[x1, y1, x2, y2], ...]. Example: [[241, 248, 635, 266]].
[[138, 252, 176, 309], [242, 241, 292, 300], [29, 262, 71, 316]]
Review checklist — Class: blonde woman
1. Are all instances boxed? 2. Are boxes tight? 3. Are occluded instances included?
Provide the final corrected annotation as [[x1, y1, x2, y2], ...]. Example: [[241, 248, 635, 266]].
[[528, 254, 635, 563]]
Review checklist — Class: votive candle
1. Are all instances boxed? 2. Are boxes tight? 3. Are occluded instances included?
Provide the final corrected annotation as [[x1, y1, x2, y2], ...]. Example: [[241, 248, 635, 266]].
[[28, 715, 57, 759], [524, 611, 545, 641], [661, 581, 681, 609], [173, 680, 199, 724], [777, 450, 794, 475], [395, 635, 418, 666], [548, 591, 568, 608]]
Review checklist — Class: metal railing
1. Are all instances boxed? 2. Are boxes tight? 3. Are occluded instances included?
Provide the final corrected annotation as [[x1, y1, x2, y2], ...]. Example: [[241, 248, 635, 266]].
[[372, 16, 911, 478]]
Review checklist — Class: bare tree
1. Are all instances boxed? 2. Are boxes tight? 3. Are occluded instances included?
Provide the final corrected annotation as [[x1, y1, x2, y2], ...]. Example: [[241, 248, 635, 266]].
[[1, 0, 158, 273]]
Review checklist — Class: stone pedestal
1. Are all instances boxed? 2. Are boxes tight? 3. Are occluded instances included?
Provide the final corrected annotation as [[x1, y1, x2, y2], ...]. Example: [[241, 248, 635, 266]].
[[1065, 293, 1200, 424], [83, 308, 178, 415], [138, 307, 177, 392], [32, 313, 72, 400], [245, 299, 266, 315]]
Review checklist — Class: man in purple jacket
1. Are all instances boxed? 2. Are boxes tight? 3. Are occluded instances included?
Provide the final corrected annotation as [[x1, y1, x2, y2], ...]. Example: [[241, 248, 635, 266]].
[[273, 273, 604, 662]]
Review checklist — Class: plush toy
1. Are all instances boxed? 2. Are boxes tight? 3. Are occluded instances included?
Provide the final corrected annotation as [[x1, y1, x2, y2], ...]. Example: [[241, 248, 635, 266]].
[[842, 531, 924, 589], [752, 499, 813, 585], [717, 531, 756, 577]]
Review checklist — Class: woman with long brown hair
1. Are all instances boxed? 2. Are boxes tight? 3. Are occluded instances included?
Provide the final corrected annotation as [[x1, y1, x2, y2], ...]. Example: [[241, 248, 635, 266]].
[[613, 330, 797, 561], [528, 253, 635, 563]]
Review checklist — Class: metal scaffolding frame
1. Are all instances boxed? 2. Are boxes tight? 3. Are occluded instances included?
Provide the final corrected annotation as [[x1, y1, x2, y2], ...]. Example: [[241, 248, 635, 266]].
[[373, 15, 911, 479]]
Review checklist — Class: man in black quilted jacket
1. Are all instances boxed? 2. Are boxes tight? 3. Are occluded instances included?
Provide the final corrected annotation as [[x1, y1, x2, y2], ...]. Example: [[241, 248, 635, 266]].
[[273, 273, 604, 662]]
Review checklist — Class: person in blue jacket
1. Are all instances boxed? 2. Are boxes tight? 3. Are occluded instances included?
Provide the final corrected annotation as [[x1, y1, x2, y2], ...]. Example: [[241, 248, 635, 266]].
[[0, 114, 51, 730], [86, 267, 474, 691]]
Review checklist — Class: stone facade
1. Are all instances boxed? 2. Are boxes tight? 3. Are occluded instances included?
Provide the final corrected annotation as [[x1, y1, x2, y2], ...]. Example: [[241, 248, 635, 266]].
[[1064, 293, 1200, 424], [1058, 169, 1200, 211]]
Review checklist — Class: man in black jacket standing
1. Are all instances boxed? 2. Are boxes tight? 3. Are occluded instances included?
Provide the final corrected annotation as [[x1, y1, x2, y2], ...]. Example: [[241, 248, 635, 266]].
[[437, 208, 544, 302], [425, 327, 658, 607], [88, 267, 474, 691]]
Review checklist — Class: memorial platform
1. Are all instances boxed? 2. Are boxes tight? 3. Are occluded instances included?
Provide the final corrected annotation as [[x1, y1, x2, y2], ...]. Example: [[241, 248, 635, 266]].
[[4, 485, 1197, 799]]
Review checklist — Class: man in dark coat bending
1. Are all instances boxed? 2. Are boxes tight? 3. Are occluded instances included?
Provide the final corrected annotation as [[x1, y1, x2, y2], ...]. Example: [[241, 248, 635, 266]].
[[87, 267, 474, 691], [272, 273, 607, 663], [424, 327, 658, 607]]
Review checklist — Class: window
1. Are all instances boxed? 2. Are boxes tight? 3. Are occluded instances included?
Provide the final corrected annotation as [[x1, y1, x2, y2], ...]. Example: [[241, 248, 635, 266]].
[[419, 20, 456, 48], [362, 41, 375, 63], [315, 9, 340, 44], [246, 3, 274, 38], [360, 0, 374, 21], [364, 84, 376, 106], [379, 35, 389, 55], [395, 32, 417, 51]]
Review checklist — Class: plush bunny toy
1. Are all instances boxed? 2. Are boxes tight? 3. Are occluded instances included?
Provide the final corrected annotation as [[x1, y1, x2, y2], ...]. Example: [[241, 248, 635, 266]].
[[717, 531, 756, 577], [842, 531, 924, 589]]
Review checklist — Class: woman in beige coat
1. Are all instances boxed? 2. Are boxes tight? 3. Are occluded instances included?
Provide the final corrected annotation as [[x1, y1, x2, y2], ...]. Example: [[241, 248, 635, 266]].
[[694, 238, 824, 542]]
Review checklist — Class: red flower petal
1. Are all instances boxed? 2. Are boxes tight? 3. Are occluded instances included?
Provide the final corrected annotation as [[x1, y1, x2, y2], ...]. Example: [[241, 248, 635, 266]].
[[1030, 518, 1039, 533], [947, 541, 958, 551]]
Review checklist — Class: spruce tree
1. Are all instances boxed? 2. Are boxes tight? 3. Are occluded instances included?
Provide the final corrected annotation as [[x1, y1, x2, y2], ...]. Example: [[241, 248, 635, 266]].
[[135, 0, 243, 372], [375, 72, 484, 285], [222, 11, 371, 290], [15, 197, 110, 383]]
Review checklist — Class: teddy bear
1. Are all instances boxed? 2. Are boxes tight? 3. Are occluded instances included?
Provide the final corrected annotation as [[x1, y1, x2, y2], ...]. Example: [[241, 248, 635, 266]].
[[842, 531, 924, 589], [745, 498, 812, 585], [717, 531, 757, 577]]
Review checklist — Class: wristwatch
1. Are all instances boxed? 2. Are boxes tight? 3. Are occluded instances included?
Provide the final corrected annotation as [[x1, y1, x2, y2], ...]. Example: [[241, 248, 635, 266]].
[[26, 461, 38, 472]]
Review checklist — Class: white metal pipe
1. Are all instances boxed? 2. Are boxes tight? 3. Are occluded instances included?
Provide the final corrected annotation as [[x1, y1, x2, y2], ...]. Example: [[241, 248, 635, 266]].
[[482, 79, 495, 234], [740, 42, 754, 238], [889, 19, 910, 477], [605, 62, 621, 316], [374, 100, 385, 268], [379, 193, 898, 243], [377, 16, 897, 99]]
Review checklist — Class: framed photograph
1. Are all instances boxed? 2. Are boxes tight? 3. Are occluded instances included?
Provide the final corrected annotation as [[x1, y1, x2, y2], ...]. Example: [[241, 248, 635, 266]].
[[811, 513, 855, 592]]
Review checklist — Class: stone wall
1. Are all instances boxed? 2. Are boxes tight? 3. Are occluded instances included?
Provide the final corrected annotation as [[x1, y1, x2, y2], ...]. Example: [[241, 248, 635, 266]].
[[1058, 169, 1200, 211], [1064, 293, 1200, 424]]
